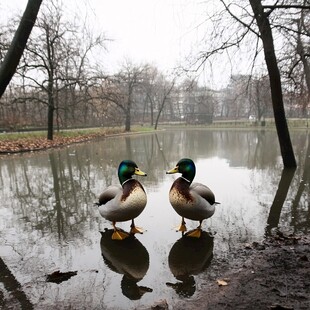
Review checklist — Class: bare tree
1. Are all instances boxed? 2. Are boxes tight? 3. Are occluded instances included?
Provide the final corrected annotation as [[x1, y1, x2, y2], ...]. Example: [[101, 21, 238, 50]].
[[141, 65, 159, 126], [0, 0, 42, 98], [193, 0, 304, 167], [16, 1, 105, 140], [101, 61, 148, 132], [154, 77, 175, 130], [141, 67, 178, 127], [249, 74, 271, 121], [280, 3, 310, 117], [249, 0, 297, 167], [222, 75, 252, 119]]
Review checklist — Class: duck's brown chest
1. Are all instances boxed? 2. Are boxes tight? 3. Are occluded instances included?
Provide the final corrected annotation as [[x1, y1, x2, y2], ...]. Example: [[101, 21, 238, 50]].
[[169, 180, 194, 207], [121, 180, 147, 207]]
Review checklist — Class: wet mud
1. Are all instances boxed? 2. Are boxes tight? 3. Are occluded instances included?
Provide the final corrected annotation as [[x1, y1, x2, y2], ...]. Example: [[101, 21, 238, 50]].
[[161, 232, 310, 310]]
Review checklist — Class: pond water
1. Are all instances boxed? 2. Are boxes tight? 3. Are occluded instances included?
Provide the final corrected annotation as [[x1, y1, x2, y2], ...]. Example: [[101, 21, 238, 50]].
[[0, 128, 309, 309]]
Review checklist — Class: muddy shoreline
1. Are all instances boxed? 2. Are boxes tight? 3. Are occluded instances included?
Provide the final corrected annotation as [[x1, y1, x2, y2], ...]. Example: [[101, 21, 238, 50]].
[[147, 232, 310, 310]]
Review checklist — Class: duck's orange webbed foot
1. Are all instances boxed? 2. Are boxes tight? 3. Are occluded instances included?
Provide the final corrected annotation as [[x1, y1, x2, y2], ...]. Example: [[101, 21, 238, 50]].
[[112, 229, 130, 240], [185, 221, 203, 238], [130, 220, 144, 235], [175, 218, 187, 232], [185, 228, 202, 238], [112, 222, 130, 240]]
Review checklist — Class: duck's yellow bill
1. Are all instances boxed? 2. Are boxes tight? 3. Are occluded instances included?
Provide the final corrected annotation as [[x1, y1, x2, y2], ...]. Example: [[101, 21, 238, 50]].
[[166, 166, 179, 174], [135, 168, 147, 176]]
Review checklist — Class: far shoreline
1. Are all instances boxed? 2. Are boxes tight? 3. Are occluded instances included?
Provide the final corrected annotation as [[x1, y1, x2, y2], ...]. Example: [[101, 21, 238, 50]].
[[1, 120, 309, 155]]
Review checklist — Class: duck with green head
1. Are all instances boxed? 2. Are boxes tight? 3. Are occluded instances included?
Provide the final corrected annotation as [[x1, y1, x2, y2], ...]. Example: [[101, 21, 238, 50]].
[[166, 158, 217, 238], [96, 160, 147, 240]]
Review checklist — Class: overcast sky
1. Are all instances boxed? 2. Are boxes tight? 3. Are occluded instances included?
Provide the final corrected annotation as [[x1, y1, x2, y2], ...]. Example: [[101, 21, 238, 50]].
[[2, 0, 233, 88]]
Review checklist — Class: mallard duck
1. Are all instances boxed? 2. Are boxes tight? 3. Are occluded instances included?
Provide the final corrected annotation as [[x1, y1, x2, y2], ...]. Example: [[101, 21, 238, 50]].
[[96, 160, 147, 240], [166, 158, 217, 238]]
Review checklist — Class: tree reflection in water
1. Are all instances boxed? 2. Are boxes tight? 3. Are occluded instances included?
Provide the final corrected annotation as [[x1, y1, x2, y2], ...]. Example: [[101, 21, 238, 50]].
[[291, 133, 310, 233], [0, 257, 33, 309], [266, 168, 296, 235], [266, 132, 310, 235]]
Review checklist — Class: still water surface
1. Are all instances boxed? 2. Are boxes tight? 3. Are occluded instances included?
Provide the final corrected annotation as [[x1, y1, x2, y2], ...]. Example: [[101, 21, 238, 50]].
[[0, 128, 309, 309]]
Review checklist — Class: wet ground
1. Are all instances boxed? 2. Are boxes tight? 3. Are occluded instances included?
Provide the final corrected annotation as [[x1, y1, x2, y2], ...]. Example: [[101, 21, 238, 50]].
[[172, 232, 310, 310]]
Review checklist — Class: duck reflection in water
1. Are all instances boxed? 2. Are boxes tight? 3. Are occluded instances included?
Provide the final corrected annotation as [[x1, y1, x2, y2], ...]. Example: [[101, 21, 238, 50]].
[[100, 229, 152, 300], [166, 232, 214, 297]]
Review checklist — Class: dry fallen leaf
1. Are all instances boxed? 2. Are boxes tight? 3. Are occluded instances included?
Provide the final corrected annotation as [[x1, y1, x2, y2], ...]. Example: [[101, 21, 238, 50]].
[[217, 279, 228, 286]]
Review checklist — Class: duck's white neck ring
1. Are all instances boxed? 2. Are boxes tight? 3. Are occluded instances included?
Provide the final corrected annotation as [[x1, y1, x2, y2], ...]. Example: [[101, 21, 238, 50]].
[[121, 178, 133, 187], [181, 176, 191, 183]]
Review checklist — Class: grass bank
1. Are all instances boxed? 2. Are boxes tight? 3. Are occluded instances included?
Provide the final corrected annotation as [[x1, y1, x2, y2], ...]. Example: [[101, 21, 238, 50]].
[[0, 126, 154, 154], [0, 125, 154, 141]]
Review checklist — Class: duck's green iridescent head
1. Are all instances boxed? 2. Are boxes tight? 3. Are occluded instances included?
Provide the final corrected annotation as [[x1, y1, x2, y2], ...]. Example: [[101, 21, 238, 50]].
[[166, 158, 196, 183], [118, 160, 147, 185]]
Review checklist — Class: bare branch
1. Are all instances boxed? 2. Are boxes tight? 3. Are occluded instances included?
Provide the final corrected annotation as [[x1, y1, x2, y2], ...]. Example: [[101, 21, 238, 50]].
[[220, 0, 259, 37], [263, 5, 310, 10]]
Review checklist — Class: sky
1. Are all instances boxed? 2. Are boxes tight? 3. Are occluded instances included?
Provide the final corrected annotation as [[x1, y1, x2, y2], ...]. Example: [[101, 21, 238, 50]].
[[1, 0, 233, 88]]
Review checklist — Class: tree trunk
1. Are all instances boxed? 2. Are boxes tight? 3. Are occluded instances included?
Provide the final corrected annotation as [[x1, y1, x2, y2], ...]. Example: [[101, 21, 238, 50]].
[[249, 0, 297, 168], [47, 77, 54, 140], [125, 90, 132, 131], [0, 0, 42, 98], [154, 109, 161, 130], [145, 94, 154, 126], [125, 108, 131, 131], [154, 82, 175, 130], [47, 101, 54, 140]]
